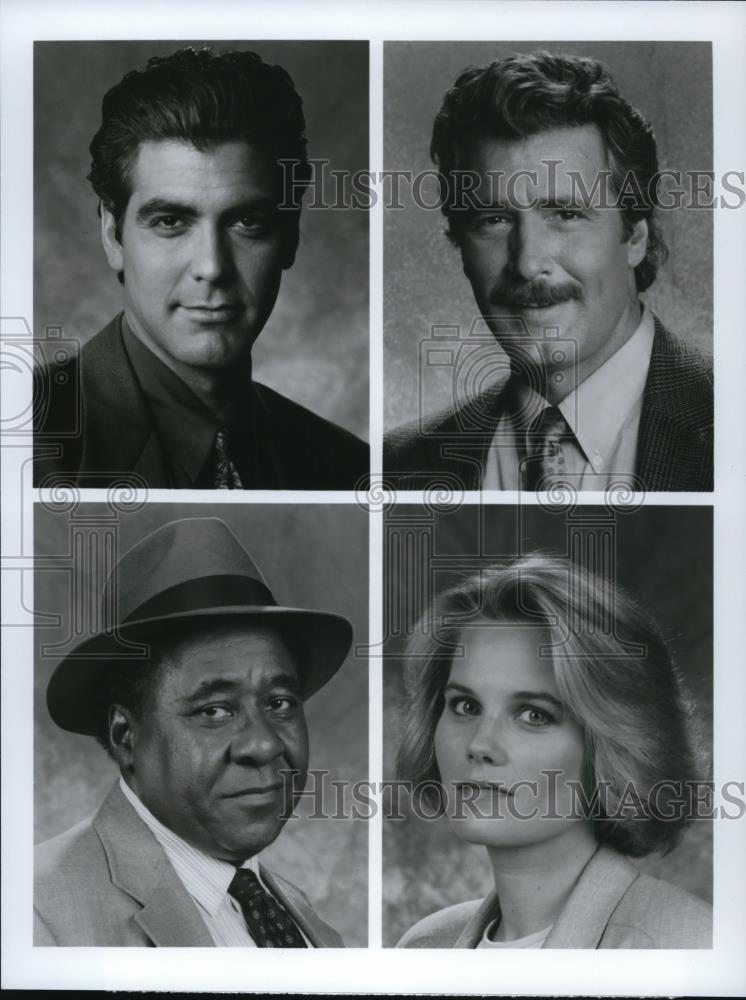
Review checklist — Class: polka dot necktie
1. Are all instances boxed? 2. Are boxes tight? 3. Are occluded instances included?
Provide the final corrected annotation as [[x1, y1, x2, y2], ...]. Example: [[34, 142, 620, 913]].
[[212, 427, 244, 490], [523, 405, 571, 491], [228, 868, 308, 948]]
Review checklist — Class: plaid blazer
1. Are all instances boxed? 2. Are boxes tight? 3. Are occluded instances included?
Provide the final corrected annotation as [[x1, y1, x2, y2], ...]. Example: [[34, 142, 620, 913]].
[[396, 845, 712, 949], [34, 782, 344, 947], [384, 320, 713, 493]]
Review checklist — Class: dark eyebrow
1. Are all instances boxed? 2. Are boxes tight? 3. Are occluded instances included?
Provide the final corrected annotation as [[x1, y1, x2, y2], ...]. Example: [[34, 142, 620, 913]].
[[510, 689, 565, 710], [182, 677, 243, 704], [444, 682, 564, 711], [182, 671, 302, 705], [135, 196, 280, 225], [135, 198, 199, 223]]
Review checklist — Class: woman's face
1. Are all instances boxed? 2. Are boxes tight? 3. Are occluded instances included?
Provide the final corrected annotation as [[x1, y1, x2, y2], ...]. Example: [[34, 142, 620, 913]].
[[433, 624, 589, 850]]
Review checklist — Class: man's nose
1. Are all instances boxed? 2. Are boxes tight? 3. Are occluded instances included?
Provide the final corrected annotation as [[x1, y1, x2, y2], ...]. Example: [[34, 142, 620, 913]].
[[230, 713, 285, 765], [189, 224, 235, 284], [466, 716, 510, 767], [507, 214, 553, 281]]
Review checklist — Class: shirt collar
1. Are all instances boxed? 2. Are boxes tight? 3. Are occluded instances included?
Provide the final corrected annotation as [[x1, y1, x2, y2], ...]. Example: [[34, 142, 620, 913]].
[[121, 316, 254, 487], [512, 306, 655, 470], [118, 776, 262, 917], [558, 305, 654, 470]]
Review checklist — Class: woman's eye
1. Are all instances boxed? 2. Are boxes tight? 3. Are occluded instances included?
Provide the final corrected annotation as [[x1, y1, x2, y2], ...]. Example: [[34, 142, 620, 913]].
[[555, 209, 584, 221], [516, 706, 553, 726], [449, 696, 481, 717]]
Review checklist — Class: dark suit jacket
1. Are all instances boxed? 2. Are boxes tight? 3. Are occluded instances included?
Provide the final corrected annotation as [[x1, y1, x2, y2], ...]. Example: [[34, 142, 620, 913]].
[[34, 315, 369, 490], [396, 845, 711, 949], [34, 782, 345, 947], [384, 320, 713, 492]]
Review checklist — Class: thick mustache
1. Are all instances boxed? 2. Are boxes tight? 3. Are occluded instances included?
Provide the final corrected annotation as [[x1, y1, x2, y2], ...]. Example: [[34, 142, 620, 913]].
[[491, 280, 582, 308]]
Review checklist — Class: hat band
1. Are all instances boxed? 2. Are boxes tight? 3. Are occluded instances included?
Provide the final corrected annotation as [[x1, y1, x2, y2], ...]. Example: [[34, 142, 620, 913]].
[[124, 575, 277, 623]]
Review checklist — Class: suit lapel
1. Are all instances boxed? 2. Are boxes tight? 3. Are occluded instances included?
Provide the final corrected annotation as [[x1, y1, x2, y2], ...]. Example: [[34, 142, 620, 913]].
[[543, 846, 639, 949], [453, 893, 501, 948], [261, 866, 344, 947], [93, 783, 214, 947], [77, 315, 169, 486]]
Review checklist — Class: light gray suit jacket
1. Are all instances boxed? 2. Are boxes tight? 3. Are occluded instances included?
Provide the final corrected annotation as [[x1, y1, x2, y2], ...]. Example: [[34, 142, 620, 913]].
[[397, 846, 711, 949], [34, 782, 344, 947]]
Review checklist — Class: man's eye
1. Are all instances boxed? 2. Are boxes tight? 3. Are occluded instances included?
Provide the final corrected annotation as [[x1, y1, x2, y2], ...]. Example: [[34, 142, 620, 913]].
[[151, 215, 185, 233], [197, 704, 232, 721], [471, 214, 511, 234], [449, 696, 481, 717], [554, 209, 584, 221], [268, 695, 299, 713], [235, 215, 273, 235]]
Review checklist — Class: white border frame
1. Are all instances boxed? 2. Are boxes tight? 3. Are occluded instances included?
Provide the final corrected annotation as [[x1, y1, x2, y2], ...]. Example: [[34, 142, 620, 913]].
[[2, 0, 745, 994]]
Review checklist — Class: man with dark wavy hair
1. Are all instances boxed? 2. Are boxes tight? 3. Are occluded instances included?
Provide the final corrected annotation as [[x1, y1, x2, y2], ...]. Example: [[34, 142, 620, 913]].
[[34, 47, 368, 490], [385, 52, 712, 492]]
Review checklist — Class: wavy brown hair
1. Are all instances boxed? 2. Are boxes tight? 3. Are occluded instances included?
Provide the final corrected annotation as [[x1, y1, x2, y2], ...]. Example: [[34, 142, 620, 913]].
[[430, 51, 668, 291], [396, 554, 706, 857]]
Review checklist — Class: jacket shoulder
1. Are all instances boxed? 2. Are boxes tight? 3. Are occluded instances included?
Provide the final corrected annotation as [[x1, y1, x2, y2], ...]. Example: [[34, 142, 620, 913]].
[[384, 381, 507, 486], [648, 323, 713, 422], [34, 813, 146, 946], [396, 899, 483, 948], [603, 873, 712, 949], [33, 318, 126, 485]]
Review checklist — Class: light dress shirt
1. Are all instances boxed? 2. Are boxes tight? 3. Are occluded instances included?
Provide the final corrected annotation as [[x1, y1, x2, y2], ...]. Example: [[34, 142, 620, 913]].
[[478, 919, 552, 949], [482, 307, 655, 491], [119, 777, 309, 947]]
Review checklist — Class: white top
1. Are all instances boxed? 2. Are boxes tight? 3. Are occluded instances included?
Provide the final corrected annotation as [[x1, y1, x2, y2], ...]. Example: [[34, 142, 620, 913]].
[[483, 306, 656, 491], [119, 777, 309, 947], [478, 918, 553, 949]]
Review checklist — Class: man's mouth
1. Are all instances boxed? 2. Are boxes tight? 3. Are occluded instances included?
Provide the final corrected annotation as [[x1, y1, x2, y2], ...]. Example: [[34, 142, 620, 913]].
[[181, 304, 242, 321], [223, 782, 284, 801]]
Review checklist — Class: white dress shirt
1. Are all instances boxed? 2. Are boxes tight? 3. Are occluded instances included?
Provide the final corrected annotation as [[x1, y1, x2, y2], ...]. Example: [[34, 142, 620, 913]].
[[119, 777, 309, 947], [482, 307, 656, 491]]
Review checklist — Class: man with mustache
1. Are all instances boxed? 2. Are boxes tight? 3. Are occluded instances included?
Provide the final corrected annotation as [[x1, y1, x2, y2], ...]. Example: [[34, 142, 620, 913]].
[[34, 47, 368, 490], [384, 52, 713, 492], [34, 516, 352, 946]]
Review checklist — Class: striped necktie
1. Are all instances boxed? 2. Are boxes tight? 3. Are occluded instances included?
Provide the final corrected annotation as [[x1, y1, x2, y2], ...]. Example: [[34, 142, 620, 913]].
[[228, 868, 308, 948]]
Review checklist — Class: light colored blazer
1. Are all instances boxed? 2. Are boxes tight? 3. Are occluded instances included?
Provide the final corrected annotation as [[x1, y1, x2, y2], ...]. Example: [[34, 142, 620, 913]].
[[397, 846, 712, 949], [34, 782, 344, 947]]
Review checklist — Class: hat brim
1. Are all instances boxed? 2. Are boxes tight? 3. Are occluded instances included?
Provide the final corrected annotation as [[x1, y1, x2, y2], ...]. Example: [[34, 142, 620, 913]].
[[46, 605, 354, 736]]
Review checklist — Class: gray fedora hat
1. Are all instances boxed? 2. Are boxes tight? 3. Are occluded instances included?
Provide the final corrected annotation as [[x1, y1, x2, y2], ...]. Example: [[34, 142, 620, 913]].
[[46, 516, 354, 735]]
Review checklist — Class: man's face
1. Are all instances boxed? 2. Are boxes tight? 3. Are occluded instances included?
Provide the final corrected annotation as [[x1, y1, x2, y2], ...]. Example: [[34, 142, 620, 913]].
[[119, 623, 309, 863], [457, 125, 648, 395], [101, 140, 295, 379]]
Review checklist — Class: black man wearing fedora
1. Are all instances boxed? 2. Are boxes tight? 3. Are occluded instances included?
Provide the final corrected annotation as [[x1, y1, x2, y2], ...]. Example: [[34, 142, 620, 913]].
[[34, 517, 352, 947]]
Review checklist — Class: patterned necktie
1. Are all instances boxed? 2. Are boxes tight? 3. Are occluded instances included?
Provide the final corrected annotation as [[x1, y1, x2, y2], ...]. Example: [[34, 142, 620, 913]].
[[212, 427, 244, 490], [523, 405, 570, 491], [227, 868, 308, 948]]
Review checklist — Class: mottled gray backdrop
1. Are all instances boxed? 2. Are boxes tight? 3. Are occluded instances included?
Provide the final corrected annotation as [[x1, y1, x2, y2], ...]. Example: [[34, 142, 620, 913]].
[[383, 503, 712, 946], [35, 40, 369, 440], [34, 502, 369, 946], [384, 41, 713, 430]]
